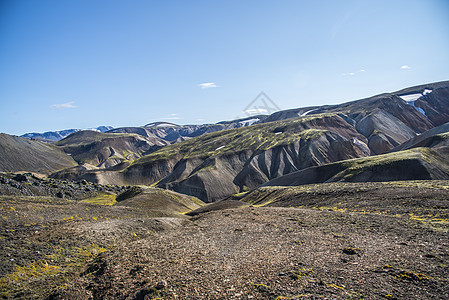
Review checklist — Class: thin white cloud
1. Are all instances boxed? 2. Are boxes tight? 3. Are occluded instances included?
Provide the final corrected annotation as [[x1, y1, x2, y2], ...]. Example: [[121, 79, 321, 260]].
[[198, 82, 218, 89], [196, 118, 206, 121], [50, 101, 78, 109], [244, 108, 268, 115], [341, 69, 365, 76], [163, 113, 182, 120], [400, 65, 411, 70]]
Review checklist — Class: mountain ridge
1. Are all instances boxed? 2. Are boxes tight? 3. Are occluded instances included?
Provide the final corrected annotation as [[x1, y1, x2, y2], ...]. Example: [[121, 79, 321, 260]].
[[21, 126, 113, 142]]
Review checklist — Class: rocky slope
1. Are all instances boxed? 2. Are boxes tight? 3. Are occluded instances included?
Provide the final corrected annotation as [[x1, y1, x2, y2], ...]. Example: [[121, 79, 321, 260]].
[[263, 147, 449, 187], [0, 133, 77, 174], [0, 172, 126, 200], [263, 123, 449, 187], [392, 122, 449, 151], [264, 80, 449, 154]]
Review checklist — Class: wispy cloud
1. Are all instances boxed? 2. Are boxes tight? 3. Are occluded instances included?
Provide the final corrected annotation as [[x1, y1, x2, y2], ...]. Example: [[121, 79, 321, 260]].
[[50, 101, 78, 109], [341, 69, 365, 76], [163, 113, 182, 120], [400, 65, 411, 70], [198, 82, 218, 89]]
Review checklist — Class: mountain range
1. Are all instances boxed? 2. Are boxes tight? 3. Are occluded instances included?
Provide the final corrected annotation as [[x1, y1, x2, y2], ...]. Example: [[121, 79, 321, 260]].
[[21, 126, 114, 142], [2, 80, 449, 202]]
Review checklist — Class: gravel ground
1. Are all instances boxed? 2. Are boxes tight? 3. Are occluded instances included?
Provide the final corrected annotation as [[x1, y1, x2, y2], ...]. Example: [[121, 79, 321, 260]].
[[1, 181, 448, 300], [54, 206, 448, 299]]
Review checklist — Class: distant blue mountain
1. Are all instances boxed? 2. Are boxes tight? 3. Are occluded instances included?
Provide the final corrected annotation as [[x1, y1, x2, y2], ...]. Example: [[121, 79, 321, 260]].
[[21, 126, 113, 142]]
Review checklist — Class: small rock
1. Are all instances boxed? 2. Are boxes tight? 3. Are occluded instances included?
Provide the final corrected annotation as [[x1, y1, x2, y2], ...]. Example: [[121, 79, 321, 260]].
[[13, 174, 29, 182], [343, 247, 359, 255], [155, 280, 167, 290]]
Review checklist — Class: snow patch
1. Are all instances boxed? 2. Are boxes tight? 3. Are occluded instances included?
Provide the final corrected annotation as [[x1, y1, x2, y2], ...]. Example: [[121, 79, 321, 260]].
[[215, 146, 225, 151], [399, 94, 422, 102], [239, 119, 259, 126], [299, 109, 318, 117], [398, 91, 430, 117], [275, 132, 283, 135]]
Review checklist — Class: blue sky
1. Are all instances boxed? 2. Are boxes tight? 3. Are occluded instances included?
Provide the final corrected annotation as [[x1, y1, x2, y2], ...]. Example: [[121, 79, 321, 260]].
[[1, 0, 448, 135]]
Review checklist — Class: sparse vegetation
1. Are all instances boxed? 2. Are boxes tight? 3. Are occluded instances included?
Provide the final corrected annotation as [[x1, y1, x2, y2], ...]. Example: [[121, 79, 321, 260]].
[[82, 193, 117, 205]]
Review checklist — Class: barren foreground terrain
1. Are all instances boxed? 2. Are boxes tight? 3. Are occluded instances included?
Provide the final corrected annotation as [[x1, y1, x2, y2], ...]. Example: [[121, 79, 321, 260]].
[[1, 181, 448, 299]]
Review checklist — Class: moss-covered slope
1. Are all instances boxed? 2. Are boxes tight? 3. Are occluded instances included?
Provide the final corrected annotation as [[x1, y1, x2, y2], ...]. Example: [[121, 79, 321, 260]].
[[115, 186, 204, 216]]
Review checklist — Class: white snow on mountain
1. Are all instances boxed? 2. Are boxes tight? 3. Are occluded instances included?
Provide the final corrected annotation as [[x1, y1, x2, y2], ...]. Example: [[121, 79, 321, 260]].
[[299, 109, 318, 117], [398, 90, 433, 117], [239, 119, 259, 126], [399, 93, 422, 102]]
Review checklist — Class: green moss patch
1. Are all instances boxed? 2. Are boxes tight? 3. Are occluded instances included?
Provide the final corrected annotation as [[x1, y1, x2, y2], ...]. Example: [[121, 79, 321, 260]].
[[81, 193, 117, 205]]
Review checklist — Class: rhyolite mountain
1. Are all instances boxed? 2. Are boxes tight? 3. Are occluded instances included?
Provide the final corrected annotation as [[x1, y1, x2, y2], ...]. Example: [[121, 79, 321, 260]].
[[263, 81, 449, 154], [392, 121, 449, 151], [3, 80, 449, 202], [21, 126, 113, 142], [53, 130, 169, 169], [261, 121, 449, 187], [0, 133, 77, 174], [262, 146, 449, 187]]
